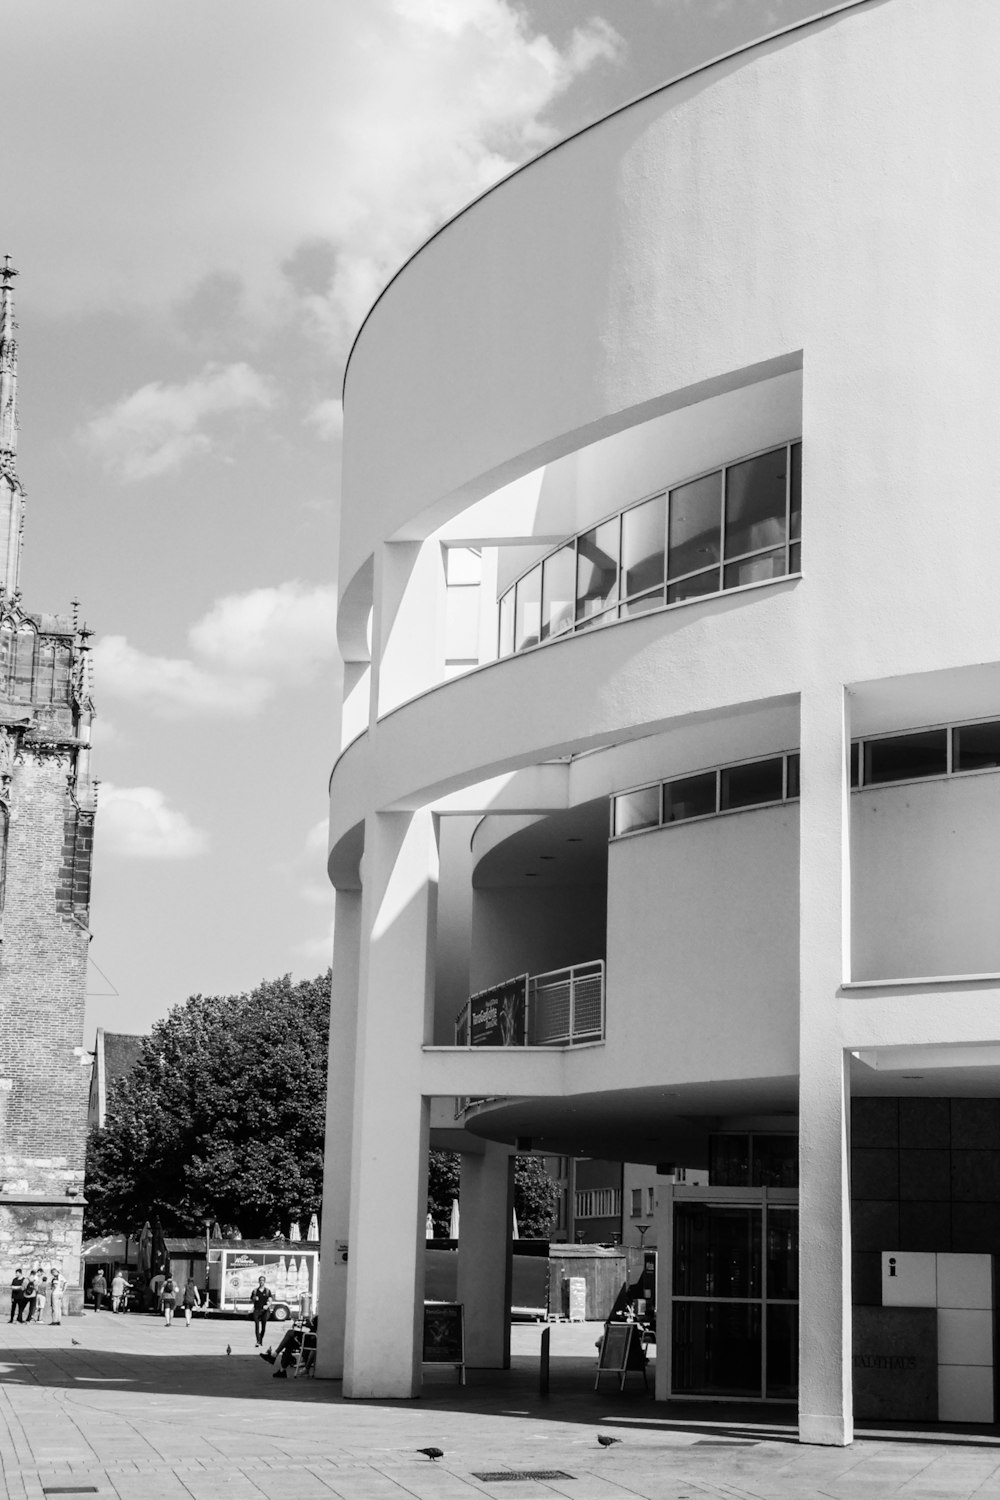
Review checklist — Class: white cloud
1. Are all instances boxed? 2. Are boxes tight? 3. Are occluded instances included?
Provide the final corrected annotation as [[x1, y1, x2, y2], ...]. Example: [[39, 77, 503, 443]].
[[94, 582, 338, 719], [94, 635, 272, 719], [83, 362, 274, 481], [304, 398, 343, 440], [98, 783, 208, 860], [189, 582, 338, 681]]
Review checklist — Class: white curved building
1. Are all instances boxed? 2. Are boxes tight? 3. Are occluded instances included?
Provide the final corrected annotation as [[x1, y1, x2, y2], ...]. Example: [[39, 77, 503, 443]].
[[318, 0, 1000, 1443]]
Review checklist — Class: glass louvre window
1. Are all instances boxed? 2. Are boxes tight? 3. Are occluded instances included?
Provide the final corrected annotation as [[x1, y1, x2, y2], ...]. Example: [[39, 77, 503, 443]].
[[667, 568, 719, 605], [725, 448, 788, 560], [576, 518, 619, 623], [498, 589, 515, 657], [849, 742, 860, 787], [621, 493, 665, 605], [514, 567, 541, 652], [668, 472, 721, 582], [954, 721, 1000, 772], [540, 545, 576, 641], [720, 757, 784, 810], [662, 772, 716, 823], [723, 549, 787, 590], [786, 753, 800, 799], [613, 785, 660, 837], [863, 729, 947, 786]]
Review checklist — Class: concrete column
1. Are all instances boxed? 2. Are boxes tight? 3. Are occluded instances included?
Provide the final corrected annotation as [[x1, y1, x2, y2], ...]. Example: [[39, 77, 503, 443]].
[[343, 809, 438, 1398], [315, 887, 361, 1379], [457, 1142, 514, 1368], [798, 682, 853, 1446]]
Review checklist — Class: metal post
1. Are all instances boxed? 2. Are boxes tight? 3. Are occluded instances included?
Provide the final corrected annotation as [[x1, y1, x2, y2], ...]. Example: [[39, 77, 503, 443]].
[[539, 1324, 550, 1395]]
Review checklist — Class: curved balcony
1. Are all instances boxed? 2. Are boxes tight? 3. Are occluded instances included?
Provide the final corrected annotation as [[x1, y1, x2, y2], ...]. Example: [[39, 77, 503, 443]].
[[454, 961, 604, 1050]]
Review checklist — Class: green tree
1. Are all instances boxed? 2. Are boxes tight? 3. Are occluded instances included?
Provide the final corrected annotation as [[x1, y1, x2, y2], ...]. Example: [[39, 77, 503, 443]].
[[85, 972, 330, 1239], [427, 1150, 558, 1238]]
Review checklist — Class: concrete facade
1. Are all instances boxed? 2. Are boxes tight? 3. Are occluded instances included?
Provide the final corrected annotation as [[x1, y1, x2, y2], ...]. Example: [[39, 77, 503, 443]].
[[0, 261, 96, 1284], [320, 0, 1000, 1443]]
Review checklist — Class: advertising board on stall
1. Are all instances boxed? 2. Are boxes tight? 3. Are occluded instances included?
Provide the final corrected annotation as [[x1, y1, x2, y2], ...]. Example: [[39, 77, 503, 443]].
[[211, 1246, 319, 1321]]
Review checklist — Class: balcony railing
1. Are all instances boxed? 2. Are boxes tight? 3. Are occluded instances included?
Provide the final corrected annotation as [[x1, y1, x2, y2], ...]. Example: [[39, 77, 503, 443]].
[[454, 960, 605, 1049]]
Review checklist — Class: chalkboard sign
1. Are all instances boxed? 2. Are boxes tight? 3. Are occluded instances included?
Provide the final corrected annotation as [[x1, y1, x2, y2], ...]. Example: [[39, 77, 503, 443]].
[[423, 1302, 465, 1384], [594, 1322, 647, 1391]]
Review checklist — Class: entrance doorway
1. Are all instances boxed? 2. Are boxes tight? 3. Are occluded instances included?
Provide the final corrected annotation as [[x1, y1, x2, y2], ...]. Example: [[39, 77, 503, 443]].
[[661, 1185, 798, 1400]]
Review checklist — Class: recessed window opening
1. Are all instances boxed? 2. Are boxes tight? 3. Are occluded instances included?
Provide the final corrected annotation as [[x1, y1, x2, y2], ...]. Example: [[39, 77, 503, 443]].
[[497, 440, 802, 657], [852, 718, 1000, 789], [611, 751, 799, 842]]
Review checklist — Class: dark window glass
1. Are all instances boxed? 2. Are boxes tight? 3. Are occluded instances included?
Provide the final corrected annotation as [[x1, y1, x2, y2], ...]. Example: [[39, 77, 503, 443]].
[[710, 1134, 750, 1187], [786, 753, 800, 799], [673, 1204, 761, 1299], [720, 757, 784, 810], [790, 442, 801, 542], [863, 729, 947, 785], [576, 519, 619, 622], [667, 569, 718, 605], [668, 472, 721, 579], [766, 1208, 799, 1300], [613, 786, 660, 837], [513, 567, 541, 653], [672, 1302, 762, 1397], [723, 548, 787, 590], [789, 540, 801, 574], [766, 1303, 798, 1398], [540, 545, 575, 641], [752, 1136, 798, 1189], [621, 494, 665, 600], [725, 447, 788, 558], [954, 721, 1000, 772], [498, 590, 515, 657], [663, 772, 716, 823], [850, 742, 860, 787]]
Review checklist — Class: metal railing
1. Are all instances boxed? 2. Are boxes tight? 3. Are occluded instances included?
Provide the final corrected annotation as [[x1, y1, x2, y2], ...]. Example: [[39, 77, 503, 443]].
[[453, 960, 605, 1050]]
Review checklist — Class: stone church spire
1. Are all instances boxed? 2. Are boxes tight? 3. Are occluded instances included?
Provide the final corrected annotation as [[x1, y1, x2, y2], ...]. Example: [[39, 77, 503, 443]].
[[0, 257, 24, 597]]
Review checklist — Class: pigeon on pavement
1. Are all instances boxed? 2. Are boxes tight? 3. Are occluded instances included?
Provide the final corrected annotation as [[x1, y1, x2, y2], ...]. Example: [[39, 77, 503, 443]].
[[597, 1434, 621, 1448], [71, 1338, 80, 1346], [418, 1448, 444, 1461]]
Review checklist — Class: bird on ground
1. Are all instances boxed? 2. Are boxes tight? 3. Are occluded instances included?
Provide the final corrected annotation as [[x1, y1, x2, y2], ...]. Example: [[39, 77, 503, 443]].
[[226, 1344, 232, 1356], [418, 1447, 444, 1462], [597, 1434, 621, 1448], [71, 1338, 80, 1347]]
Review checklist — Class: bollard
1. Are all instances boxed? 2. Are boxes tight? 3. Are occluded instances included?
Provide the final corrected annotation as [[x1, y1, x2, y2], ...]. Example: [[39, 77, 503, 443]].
[[539, 1324, 550, 1396]]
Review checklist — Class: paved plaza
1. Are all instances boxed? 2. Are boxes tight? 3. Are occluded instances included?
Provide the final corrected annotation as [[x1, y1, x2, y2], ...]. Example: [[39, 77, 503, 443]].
[[2, 1315, 1000, 1499]]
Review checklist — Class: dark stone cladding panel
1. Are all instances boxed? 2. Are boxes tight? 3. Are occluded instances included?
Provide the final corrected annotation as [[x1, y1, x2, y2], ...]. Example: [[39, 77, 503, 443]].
[[852, 1098, 899, 1149]]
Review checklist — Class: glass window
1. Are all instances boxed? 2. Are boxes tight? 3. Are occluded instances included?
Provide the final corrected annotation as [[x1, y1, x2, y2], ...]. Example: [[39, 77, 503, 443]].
[[954, 720, 1000, 772], [672, 1302, 762, 1397], [668, 472, 721, 579], [673, 1204, 761, 1298], [514, 567, 541, 653], [576, 519, 619, 622], [863, 729, 947, 785], [630, 1188, 642, 1217], [662, 772, 716, 823], [710, 1134, 750, 1187], [720, 757, 784, 810], [786, 753, 800, 799], [766, 1303, 798, 1399], [613, 785, 660, 837], [621, 494, 665, 601], [648, 1186, 655, 1214], [766, 1208, 799, 1300], [498, 590, 514, 657], [667, 569, 718, 605], [789, 442, 801, 542], [540, 544, 576, 642], [849, 741, 860, 788], [723, 548, 787, 590], [752, 1136, 798, 1188], [725, 447, 787, 558]]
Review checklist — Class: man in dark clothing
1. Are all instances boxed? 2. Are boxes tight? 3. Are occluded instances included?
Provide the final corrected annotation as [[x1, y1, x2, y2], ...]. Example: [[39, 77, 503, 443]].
[[8, 1268, 24, 1324], [249, 1276, 273, 1348]]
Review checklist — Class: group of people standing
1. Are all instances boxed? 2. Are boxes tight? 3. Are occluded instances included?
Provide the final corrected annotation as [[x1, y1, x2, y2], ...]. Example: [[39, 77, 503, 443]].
[[8, 1267, 64, 1325]]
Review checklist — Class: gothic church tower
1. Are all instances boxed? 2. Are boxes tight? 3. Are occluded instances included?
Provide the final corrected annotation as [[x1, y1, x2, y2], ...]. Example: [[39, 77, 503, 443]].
[[0, 259, 96, 1286]]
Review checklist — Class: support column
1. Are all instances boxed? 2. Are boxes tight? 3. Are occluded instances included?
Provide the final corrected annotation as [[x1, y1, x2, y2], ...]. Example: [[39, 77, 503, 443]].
[[315, 887, 362, 1379], [457, 1142, 514, 1368], [343, 809, 438, 1398], [798, 683, 853, 1445]]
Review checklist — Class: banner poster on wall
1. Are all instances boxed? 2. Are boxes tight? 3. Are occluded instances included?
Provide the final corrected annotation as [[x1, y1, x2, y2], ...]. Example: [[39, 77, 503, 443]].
[[469, 976, 527, 1047]]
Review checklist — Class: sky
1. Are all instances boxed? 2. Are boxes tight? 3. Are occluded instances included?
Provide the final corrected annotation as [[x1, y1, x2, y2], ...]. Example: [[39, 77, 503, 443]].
[[3, 0, 828, 1041]]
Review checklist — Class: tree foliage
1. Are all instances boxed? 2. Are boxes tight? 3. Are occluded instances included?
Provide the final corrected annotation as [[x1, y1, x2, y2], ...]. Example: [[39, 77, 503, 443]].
[[85, 973, 330, 1239], [427, 1149, 558, 1239]]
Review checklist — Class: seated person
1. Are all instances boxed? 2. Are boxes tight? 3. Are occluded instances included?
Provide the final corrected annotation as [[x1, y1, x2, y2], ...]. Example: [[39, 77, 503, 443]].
[[260, 1315, 318, 1377]]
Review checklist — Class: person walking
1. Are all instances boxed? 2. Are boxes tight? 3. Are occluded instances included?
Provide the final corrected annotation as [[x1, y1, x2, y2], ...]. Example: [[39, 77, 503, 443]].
[[250, 1275, 273, 1348], [21, 1273, 37, 1324], [8, 1267, 24, 1324], [49, 1269, 63, 1325], [181, 1277, 201, 1326], [111, 1271, 127, 1313], [90, 1270, 107, 1311], [33, 1272, 48, 1324], [160, 1273, 178, 1326]]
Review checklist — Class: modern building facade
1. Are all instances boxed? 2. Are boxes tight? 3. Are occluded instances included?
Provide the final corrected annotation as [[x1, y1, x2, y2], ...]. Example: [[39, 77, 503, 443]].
[[318, 0, 1000, 1443], [0, 260, 97, 1279]]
